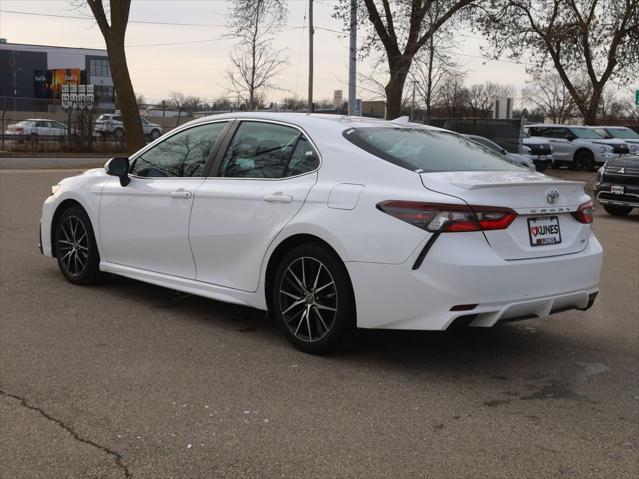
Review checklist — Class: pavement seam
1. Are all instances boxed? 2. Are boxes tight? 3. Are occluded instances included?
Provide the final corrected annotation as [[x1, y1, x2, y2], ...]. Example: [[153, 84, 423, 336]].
[[0, 389, 131, 478]]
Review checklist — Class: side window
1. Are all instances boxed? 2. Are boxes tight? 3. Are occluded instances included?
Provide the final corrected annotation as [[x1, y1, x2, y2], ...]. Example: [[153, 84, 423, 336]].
[[130, 122, 227, 178], [220, 122, 302, 178], [286, 135, 319, 176]]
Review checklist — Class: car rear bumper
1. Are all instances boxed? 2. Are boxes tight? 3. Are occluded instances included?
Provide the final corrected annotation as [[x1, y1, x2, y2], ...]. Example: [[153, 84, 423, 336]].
[[346, 231, 602, 330]]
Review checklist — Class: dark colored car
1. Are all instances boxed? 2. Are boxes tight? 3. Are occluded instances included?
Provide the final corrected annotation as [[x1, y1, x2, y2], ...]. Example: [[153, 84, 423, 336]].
[[594, 156, 639, 216]]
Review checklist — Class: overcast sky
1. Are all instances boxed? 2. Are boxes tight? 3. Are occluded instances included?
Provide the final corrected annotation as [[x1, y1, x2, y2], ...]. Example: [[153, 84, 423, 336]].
[[1, 0, 636, 106]]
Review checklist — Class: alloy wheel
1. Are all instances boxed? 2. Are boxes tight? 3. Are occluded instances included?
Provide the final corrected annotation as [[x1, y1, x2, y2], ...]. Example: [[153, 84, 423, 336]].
[[57, 216, 89, 277], [279, 256, 338, 342]]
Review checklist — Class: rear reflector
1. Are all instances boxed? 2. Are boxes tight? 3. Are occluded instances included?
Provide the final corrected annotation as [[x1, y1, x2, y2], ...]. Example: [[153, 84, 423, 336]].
[[377, 201, 517, 233], [450, 304, 478, 312], [572, 201, 594, 224]]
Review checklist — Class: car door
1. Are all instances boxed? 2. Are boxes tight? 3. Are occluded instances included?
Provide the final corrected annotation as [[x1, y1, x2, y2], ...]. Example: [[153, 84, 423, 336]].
[[35, 121, 49, 136], [99, 121, 230, 279], [538, 127, 572, 162], [50, 121, 66, 137], [189, 120, 319, 292]]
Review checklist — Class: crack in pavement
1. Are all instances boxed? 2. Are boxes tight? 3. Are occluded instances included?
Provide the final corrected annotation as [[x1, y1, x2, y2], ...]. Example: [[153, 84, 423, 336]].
[[0, 389, 131, 478]]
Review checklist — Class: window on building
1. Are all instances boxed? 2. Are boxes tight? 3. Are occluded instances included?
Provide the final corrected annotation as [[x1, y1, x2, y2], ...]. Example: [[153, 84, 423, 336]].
[[89, 58, 111, 77], [94, 86, 114, 104]]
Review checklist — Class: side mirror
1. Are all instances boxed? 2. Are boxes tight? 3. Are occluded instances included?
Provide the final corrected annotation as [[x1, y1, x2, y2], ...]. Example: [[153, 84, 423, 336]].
[[105, 157, 131, 186], [501, 148, 508, 155]]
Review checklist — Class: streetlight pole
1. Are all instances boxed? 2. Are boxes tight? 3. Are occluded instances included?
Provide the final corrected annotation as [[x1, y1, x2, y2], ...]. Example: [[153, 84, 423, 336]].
[[308, 0, 314, 113], [348, 0, 357, 116]]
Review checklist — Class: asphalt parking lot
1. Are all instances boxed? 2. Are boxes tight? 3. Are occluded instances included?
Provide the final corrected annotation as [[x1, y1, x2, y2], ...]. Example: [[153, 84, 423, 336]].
[[1, 166, 638, 478]]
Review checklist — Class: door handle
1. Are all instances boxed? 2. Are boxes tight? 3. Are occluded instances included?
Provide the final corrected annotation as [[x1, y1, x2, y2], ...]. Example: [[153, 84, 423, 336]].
[[169, 189, 192, 199], [263, 193, 293, 203]]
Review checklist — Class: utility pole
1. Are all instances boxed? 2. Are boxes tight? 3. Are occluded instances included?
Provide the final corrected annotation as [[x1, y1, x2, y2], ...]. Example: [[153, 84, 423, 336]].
[[308, 0, 314, 113], [348, 0, 357, 116], [410, 80, 416, 121]]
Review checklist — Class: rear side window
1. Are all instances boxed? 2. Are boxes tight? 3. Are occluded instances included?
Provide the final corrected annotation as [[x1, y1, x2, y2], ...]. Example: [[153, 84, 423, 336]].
[[220, 121, 319, 178], [344, 127, 522, 173]]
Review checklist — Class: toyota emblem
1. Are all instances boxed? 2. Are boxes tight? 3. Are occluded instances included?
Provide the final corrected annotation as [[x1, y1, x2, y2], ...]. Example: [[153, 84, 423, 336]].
[[546, 189, 560, 204]]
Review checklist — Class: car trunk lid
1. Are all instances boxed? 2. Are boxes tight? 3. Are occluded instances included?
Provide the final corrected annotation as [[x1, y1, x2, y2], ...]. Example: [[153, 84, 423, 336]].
[[420, 171, 592, 260]]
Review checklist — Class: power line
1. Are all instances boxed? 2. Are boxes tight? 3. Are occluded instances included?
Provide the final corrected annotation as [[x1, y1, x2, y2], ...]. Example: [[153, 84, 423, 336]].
[[0, 9, 227, 26]]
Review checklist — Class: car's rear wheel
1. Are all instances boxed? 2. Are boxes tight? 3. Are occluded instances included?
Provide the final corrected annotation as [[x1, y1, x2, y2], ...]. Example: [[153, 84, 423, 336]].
[[54, 205, 103, 285], [150, 129, 161, 140], [603, 205, 633, 216], [114, 128, 124, 140], [574, 151, 594, 171], [272, 243, 355, 354]]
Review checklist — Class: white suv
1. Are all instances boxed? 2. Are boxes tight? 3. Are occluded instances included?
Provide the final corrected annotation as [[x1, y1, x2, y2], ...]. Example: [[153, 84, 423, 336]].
[[94, 114, 162, 140], [525, 124, 626, 170], [590, 126, 639, 156]]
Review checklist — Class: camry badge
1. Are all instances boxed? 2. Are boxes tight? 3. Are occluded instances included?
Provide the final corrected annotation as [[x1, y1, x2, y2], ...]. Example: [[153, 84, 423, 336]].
[[546, 189, 560, 204]]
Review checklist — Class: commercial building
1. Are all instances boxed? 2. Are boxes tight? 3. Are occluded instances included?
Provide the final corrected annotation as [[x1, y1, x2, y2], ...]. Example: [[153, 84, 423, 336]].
[[0, 40, 115, 112]]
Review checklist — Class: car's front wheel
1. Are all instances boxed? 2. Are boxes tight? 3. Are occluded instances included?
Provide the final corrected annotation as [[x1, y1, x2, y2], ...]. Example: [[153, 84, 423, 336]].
[[54, 205, 103, 285], [150, 129, 161, 140], [272, 243, 355, 354], [603, 204, 633, 216], [574, 151, 594, 171]]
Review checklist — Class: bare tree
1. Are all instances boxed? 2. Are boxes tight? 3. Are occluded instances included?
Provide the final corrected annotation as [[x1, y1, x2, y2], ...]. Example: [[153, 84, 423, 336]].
[[335, 0, 477, 119], [522, 74, 577, 124], [435, 70, 468, 117], [408, 1, 465, 122], [598, 89, 628, 123], [83, 0, 145, 153], [225, 0, 288, 110], [465, 82, 513, 118], [478, 0, 639, 124], [167, 91, 201, 127]]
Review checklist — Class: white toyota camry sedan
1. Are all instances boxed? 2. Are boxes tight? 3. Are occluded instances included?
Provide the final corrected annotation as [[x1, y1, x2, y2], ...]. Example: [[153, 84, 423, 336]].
[[40, 113, 603, 354]]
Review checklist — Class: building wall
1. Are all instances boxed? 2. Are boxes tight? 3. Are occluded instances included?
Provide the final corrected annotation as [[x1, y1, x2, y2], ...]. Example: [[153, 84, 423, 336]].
[[0, 43, 114, 112]]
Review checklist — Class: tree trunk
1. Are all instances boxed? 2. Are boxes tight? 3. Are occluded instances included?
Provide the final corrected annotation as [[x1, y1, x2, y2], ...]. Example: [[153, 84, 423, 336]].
[[385, 57, 410, 119], [105, 39, 145, 154], [582, 86, 603, 125]]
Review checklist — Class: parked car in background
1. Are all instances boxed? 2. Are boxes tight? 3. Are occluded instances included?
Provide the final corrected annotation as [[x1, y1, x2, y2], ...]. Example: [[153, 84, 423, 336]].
[[94, 114, 162, 140], [6, 119, 73, 138], [594, 156, 639, 216], [522, 135, 553, 172], [41, 113, 602, 354], [463, 134, 536, 171], [590, 126, 639, 156], [525, 124, 626, 170]]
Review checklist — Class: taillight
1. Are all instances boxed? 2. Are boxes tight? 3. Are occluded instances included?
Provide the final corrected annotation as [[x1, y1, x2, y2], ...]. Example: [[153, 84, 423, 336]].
[[377, 201, 517, 232], [572, 200, 594, 224], [16, 127, 24, 133]]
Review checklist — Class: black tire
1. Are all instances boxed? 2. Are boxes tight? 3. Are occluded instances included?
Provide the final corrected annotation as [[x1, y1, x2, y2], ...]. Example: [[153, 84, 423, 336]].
[[271, 243, 355, 354], [603, 204, 633, 216], [535, 162, 548, 173], [53, 205, 103, 285], [150, 129, 161, 140], [574, 150, 594, 171], [114, 128, 124, 140]]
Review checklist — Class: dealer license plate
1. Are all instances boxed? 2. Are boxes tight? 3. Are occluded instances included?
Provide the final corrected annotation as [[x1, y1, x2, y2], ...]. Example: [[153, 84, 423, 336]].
[[528, 216, 561, 247]]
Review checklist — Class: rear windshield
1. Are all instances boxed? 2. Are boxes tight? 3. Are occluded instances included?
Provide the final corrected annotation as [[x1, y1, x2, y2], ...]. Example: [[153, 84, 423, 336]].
[[344, 127, 523, 172]]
